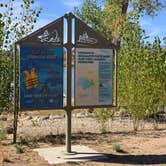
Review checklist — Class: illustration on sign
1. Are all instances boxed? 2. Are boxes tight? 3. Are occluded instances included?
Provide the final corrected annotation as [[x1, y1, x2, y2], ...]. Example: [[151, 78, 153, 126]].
[[75, 48, 113, 106], [77, 31, 98, 44], [24, 68, 39, 90], [20, 46, 63, 109], [38, 29, 61, 43]]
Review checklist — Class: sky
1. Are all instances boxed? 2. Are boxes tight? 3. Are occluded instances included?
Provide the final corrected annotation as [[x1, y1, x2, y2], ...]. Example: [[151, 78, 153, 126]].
[[1, 0, 166, 44]]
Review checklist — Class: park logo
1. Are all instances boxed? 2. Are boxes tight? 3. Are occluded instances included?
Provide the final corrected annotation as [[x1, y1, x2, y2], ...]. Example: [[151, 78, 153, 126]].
[[77, 31, 98, 44], [38, 29, 61, 43]]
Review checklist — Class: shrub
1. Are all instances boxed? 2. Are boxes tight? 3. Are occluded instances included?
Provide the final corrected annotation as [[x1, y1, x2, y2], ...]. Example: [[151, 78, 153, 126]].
[[91, 108, 114, 133], [15, 144, 25, 154], [0, 125, 7, 141], [113, 144, 127, 153]]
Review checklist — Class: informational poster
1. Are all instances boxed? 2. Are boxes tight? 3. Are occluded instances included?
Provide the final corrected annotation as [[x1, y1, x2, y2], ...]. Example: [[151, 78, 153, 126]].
[[75, 48, 113, 106], [20, 46, 63, 109]]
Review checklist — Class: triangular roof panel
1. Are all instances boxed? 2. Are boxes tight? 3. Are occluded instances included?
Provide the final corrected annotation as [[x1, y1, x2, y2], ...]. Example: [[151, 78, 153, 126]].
[[75, 16, 114, 49], [16, 16, 63, 47]]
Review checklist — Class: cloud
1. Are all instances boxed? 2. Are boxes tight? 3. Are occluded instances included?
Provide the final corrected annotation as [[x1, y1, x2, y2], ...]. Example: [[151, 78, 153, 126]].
[[63, 0, 82, 7]]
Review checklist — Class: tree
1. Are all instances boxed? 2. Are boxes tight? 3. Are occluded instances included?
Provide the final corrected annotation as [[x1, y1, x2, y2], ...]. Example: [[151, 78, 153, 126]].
[[0, 16, 13, 112], [1, 0, 42, 49], [74, 0, 166, 50], [75, 0, 166, 130], [0, 0, 42, 112], [118, 15, 166, 130]]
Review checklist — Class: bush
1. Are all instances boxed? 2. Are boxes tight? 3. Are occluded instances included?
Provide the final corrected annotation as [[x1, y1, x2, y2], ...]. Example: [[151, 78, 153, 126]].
[[0, 125, 7, 141], [15, 144, 25, 154], [113, 144, 127, 153], [91, 108, 114, 133]]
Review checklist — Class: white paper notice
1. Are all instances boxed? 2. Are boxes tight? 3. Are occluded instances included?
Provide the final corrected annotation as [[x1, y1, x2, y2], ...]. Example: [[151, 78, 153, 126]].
[[75, 48, 113, 106]]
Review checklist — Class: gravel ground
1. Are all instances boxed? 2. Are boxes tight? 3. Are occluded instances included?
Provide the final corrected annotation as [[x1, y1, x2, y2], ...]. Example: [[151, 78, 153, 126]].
[[0, 112, 166, 166]]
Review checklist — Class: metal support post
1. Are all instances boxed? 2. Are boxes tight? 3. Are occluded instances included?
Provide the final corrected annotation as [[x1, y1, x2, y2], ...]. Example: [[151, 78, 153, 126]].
[[65, 12, 73, 153], [114, 49, 118, 107], [13, 44, 18, 144]]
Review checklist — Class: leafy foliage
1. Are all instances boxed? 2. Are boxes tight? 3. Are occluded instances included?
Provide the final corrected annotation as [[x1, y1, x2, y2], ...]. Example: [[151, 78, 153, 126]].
[[0, 0, 42, 113], [0, 0, 42, 49], [75, 0, 166, 131], [15, 144, 25, 154], [118, 14, 166, 130], [91, 108, 114, 133], [74, 0, 166, 49], [0, 52, 13, 112], [0, 125, 7, 141], [113, 144, 127, 153]]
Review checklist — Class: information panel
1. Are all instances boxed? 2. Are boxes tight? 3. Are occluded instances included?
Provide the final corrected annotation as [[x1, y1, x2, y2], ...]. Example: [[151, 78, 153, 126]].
[[75, 48, 113, 106], [20, 46, 63, 109]]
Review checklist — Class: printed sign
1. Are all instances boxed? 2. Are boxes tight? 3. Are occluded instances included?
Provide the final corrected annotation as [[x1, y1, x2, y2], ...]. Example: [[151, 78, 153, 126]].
[[75, 48, 113, 106], [20, 46, 63, 109]]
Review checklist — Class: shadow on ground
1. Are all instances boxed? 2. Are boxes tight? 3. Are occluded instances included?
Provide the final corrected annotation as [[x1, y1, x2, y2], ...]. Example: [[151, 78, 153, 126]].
[[68, 153, 166, 165], [36, 130, 166, 145]]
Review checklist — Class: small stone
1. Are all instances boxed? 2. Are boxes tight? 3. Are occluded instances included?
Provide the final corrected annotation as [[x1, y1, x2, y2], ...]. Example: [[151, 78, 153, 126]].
[[6, 126, 13, 134], [0, 116, 7, 121], [27, 116, 33, 120], [41, 116, 49, 121]]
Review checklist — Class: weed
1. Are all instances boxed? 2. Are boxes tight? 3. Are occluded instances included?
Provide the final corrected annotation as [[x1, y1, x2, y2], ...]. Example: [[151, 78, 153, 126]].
[[19, 134, 29, 145], [18, 134, 39, 148], [31, 119, 39, 127], [15, 144, 25, 154], [0, 126, 7, 141], [113, 144, 127, 153], [100, 127, 107, 134]]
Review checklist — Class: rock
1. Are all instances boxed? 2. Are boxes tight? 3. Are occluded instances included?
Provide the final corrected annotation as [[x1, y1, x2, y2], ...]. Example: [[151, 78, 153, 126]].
[[41, 116, 49, 121], [23, 112, 29, 116], [33, 116, 41, 122], [49, 115, 54, 120], [49, 115, 64, 120], [6, 126, 14, 134], [75, 113, 86, 118], [25, 116, 33, 120], [37, 117, 41, 122], [0, 116, 7, 121]]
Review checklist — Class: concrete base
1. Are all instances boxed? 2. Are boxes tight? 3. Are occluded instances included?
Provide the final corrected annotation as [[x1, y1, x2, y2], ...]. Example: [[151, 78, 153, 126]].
[[34, 145, 108, 164]]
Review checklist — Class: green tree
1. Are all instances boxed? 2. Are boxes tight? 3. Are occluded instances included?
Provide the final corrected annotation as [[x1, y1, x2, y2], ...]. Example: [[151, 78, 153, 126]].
[[75, 0, 166, 130], [74, 0, 165, 50], [1, 0, 42, 49], [0, 16, 13, 112], [0, 0, 42, 112], [143, 38, 166, 127], [118, 16, 165, 130]]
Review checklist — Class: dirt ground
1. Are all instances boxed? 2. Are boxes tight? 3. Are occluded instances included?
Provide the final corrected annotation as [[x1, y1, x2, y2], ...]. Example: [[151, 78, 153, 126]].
[[0, 112, 166, 166]]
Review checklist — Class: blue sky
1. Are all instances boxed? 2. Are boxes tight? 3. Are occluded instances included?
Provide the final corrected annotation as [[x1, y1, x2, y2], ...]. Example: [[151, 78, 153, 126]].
[[1, 0, 166, 44], [35, 0, 166, 44]]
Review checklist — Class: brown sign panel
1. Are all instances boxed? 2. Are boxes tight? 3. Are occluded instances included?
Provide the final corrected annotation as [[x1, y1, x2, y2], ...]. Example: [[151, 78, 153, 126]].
[[75, 17, 114, 48], [16, 17, 63, 47]]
